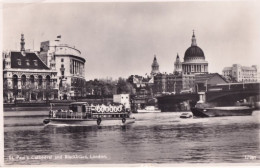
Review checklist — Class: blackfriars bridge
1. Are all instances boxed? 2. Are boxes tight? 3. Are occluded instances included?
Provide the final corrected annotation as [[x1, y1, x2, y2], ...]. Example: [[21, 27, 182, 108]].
[[157, 82, 260, 112]]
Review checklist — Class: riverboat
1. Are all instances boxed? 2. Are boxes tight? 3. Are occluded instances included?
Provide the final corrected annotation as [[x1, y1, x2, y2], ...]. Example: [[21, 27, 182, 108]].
[[191, 106, 253, 117], [43, 102, 135, 126], [137, 106, 161, 113]]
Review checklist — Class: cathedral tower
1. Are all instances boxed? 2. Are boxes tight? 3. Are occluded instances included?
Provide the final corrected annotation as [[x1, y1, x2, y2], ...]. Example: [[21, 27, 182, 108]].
[[151, 55, 160, 76], [174, 53, 182, 74]]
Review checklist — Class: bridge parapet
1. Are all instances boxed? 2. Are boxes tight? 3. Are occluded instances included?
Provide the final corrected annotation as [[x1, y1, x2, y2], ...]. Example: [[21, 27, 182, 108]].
[[205, 83, 260, 103], [205, 82, 260, 93]]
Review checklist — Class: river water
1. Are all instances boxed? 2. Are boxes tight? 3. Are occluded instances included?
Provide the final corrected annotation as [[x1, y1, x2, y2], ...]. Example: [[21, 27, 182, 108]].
[[4, 110, 260, 165]]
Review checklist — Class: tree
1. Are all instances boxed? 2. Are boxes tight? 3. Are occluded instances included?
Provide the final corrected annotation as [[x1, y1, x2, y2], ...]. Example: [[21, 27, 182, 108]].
[[117, 77, 135, 94], [44, 84, 57, 103]]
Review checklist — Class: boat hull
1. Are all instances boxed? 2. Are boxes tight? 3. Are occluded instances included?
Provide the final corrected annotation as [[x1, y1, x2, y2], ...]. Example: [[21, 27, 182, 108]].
[[191, 106, 253, 117], [44, 117, 135, 126], [137, 110, 161, 113]]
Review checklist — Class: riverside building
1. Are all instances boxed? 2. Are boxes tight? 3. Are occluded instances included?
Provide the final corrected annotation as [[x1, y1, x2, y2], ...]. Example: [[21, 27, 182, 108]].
[[222, 64, 259, 83], [3, 34, 86, 103], [3, 34, 58, 103], [39, 36, 86, 100]]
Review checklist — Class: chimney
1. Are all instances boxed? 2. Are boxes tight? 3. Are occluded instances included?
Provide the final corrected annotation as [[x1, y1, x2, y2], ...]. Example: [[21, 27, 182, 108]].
[[20, 34, 26, 56]]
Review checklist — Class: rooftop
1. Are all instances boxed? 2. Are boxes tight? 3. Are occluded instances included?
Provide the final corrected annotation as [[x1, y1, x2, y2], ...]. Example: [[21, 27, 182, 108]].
[[10, 51, 49, 70]]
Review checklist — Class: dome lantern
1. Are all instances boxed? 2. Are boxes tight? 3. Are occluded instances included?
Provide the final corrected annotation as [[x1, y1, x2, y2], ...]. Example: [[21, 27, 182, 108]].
[[191, 30, 197, 46]]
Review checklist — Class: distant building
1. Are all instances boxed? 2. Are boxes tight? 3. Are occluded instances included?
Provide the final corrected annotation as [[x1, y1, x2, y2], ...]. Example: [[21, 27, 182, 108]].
[[222, 64, 258, 83], [153, 73, 226, 95], [195, 73, 227, 92], [153, 31, 209, 95], [128, 75, 153, 88], [153, 73, 167, 94], [127, 75, 154, 98], [39, 36, 86, 99], [3, 34, 58, 103], [153, 73, 195, 95]]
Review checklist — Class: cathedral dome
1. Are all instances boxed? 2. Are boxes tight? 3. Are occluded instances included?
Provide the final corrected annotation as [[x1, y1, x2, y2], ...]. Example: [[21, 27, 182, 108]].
[[184, 31, 205, 61], [184, 46, 205, 60]]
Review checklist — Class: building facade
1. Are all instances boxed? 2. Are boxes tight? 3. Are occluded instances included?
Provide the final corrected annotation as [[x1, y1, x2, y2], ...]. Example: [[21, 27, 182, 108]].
[[39, 37, 86, 99], [153, 73, 195, 95], [195, 73, 227, 92], [3, 34, 58, 103], [222, 64, 258, 83]]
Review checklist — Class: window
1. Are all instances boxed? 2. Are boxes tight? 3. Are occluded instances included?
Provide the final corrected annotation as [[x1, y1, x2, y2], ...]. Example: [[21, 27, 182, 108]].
[[26, 60, 30, 66], [61, 58, 64, 62], [61, 64, 64, 68], [17, 59, 21, 65], [33, 60, 38, 66]]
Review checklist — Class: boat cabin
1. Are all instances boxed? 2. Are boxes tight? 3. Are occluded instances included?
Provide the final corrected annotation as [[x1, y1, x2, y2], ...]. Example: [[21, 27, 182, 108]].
[[50, 102, 130, 120], [69, 102, 89, 113]]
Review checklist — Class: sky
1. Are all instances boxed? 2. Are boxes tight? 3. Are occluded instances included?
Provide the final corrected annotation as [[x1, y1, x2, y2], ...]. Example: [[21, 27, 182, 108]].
[[2, 1, 260, 80]]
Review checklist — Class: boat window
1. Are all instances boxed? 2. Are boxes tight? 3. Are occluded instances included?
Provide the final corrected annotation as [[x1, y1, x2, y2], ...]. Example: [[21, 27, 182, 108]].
[[69, 105, 77, 112], [77, 105, 82, 113], [82, 105, 86, 112]]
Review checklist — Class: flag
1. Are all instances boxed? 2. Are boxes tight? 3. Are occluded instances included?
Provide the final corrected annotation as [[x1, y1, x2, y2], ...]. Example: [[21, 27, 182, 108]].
[[57, 35, 61, 38]]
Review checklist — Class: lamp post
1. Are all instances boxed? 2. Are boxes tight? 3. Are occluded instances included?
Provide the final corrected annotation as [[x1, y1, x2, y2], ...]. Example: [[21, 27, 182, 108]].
[[14, 85, 18, 105], [174, 82, 176, 93], [205, 80, 208, 92]]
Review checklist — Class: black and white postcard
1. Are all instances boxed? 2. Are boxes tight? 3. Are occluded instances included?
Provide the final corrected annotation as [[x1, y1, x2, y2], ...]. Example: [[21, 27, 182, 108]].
[[1, 0, 260, 167]]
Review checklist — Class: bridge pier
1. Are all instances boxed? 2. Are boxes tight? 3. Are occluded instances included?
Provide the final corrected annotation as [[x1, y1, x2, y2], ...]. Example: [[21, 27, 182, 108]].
[[197, 92, 206, 103]]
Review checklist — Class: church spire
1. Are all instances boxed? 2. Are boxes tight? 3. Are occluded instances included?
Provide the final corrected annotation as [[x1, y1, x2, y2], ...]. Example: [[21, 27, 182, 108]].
[[191, 30, 197, 46]]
